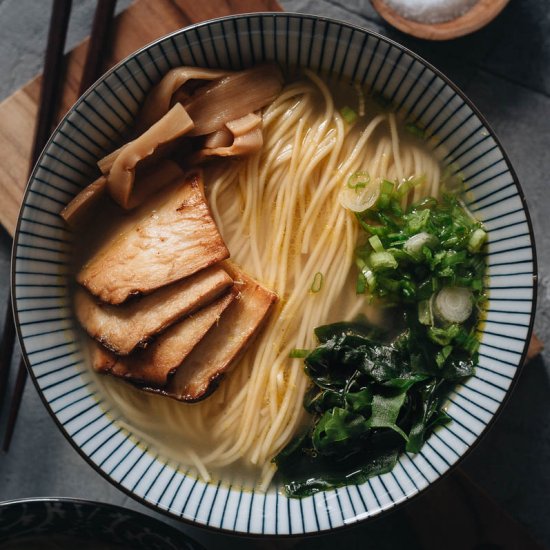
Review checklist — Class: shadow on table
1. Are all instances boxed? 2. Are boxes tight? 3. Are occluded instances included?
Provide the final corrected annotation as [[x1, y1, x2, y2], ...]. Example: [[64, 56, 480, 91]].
[[285, 469, 543, 550]]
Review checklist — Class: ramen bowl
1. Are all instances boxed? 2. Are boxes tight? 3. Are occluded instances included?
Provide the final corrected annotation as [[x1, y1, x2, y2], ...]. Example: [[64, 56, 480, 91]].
[[12, 13, 536, 536]]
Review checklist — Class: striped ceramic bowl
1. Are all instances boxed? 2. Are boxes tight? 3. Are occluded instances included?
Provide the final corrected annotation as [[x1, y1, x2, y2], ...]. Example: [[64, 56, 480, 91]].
[[12, 13, 536, 536]]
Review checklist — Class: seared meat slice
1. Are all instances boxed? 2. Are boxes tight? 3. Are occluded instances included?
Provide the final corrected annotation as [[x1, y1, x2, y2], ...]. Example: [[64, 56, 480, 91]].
[[75, 266, 232, 355], [164, 264, 278, 402], [77, 170, 229, 304], [92, 291, 236, 386]]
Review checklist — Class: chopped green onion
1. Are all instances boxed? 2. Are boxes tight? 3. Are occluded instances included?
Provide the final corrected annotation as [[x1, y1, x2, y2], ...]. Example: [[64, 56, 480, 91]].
[[436, 345, 453, 368], [356, 272, 367, 294], [397, 175, 425, 198], [404, 232, 437, 258], [441, 250, 467, 267], [428, 324, 460, 346], [362, 268, 377, 291], [455, 327, 481, 355], [369, 235, 384, 253], [381, 278, 399, 293], [471, 279, 483, 292], [377, 193, 391, 210], [370, 251, 398, 270], [417, 279, 434, 300], [434, 286, 473, 324], [468, 228, 487, 253], [405, 209, 430, 233], [418, 299, 434, 326], [341, 175, 381, 212], [400, 280, 416, 298], [310, 272, 324, 293], [405, 122, 426, 139], [356, 256, 367, 270], [389, 200, 403, 217], [347, 171, 370, 190], [289, 348, 310, 358], [375, 181, 396, 211], [340, 105, 358, 124], [465, 335, 480, 354], [380, 180, 394, 195]]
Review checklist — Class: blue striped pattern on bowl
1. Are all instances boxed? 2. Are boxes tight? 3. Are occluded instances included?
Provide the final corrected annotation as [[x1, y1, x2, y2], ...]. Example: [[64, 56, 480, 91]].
[[12, 13, 536, 536]]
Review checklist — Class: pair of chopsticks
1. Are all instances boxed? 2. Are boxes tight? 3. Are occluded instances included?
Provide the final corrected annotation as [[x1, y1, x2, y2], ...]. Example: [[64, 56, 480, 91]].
[[0, 0, 117, 452]]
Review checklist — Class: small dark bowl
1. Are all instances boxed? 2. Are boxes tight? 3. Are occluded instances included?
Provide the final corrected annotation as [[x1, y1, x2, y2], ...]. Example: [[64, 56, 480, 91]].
[[0, 498, 203, 549]]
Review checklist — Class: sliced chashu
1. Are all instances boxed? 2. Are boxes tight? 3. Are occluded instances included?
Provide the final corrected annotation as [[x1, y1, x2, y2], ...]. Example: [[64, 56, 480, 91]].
[[77, 170, 229, 304], [75, 265, 232, 355], [92, 290, 236, 386], [163, 264, 278, 402]]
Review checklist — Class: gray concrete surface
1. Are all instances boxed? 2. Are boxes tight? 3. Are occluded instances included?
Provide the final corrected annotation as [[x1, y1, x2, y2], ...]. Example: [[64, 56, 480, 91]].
[[0, 0, 549, 548]]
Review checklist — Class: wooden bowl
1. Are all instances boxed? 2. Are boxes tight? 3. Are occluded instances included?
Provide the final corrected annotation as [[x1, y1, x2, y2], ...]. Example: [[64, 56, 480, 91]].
[[371, 0, 510, 40]]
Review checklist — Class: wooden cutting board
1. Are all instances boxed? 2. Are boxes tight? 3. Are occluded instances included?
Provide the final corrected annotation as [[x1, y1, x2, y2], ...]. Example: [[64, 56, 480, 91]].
[[0, 0, 281, 237]]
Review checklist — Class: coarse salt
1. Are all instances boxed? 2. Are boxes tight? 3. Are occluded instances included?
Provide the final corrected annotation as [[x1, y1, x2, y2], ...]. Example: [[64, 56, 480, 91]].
[[385, 0, 479, 24]]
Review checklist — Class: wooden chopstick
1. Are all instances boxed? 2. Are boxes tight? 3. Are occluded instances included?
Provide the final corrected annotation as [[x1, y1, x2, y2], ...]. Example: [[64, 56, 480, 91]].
[[3, 0, 118, 452], [2, 358, 28, 451], [30, 0, 74, 167], [79, 0, 117, 96], [0, 304, 16, 406], [2, 0, 75, 451]]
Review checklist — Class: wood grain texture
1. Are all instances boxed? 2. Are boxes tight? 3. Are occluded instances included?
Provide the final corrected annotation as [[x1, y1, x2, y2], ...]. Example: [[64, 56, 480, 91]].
[[0, 0, 281, 237]]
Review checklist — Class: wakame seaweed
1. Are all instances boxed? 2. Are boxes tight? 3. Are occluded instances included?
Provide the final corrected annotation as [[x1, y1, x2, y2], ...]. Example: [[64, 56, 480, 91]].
[[275, 318, 475, 497], [275, 191, 487, 498]]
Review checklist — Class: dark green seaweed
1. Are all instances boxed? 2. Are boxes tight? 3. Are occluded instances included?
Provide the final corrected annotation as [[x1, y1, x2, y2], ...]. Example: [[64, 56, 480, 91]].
[[275, 315, 477, 498]]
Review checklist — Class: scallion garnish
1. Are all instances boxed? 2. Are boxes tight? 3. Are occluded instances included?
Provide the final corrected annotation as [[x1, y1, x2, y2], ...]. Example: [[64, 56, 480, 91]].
[[468, 228, 487, 253], [340, 105, 358, 124], [310, 272, 324, 293], [418, 299, 434, 326], [347, 171, 370, 190], [434, 286, 473, 324], [397, 175, 424, 198], [356, 272, 367, 294], [380, 179, 394, 195], [370, 251, 398, 271], [435, 344, 453, 367], [363, 268, 376, 291], [352, 190, 486, 305], [405, 122, 426, 139], [368, 235, 384, 253], [289, 348, 310, 358]]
